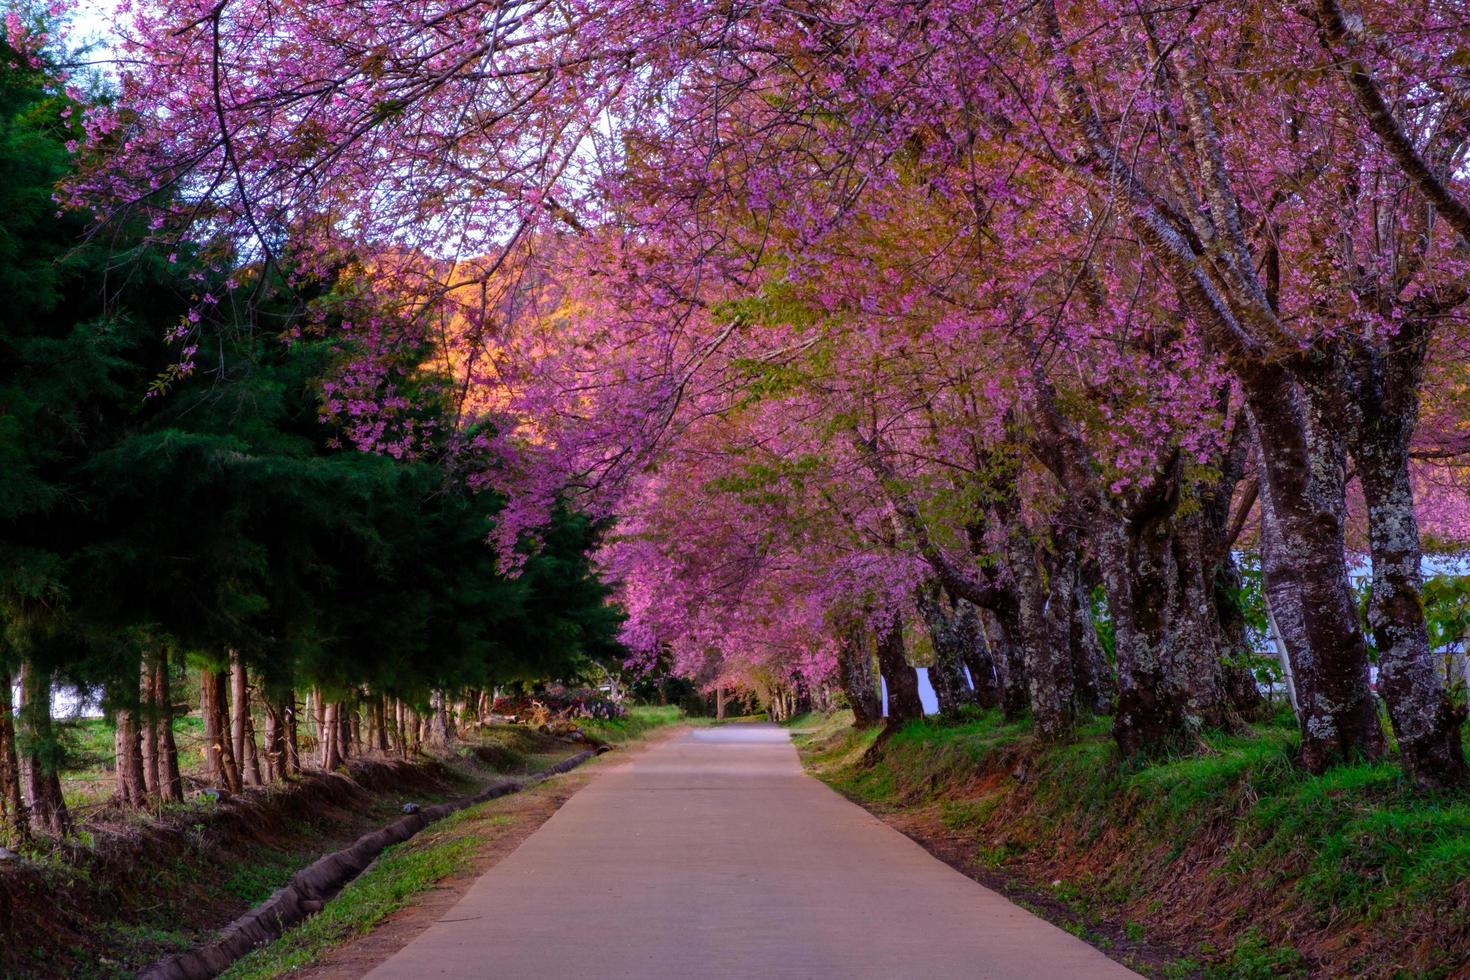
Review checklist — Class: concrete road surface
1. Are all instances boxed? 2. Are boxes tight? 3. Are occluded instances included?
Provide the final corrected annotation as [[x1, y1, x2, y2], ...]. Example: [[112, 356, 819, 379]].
[[364, 723, 1140, 979]]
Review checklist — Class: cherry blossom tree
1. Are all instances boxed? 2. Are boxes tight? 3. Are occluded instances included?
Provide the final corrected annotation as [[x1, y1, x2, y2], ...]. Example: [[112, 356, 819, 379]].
[[73, 0, 1470, 786]]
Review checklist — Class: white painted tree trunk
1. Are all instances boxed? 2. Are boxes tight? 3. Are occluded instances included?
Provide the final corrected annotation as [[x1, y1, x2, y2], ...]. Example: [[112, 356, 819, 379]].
[[1264, 595, 1300, 719]]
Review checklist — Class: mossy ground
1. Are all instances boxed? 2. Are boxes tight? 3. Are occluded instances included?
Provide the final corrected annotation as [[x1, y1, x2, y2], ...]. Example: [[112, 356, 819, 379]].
[[792, 706, 1470, 978]]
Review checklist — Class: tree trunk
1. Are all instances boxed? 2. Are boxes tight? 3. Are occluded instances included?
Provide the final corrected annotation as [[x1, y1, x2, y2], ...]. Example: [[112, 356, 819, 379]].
[[916, 581, 977, 715], [320, 702, 341, 771], [112, 677, 147, 806], [1247, 383, 1383, 772], [17, 662, 69, 836], [1356, 438, 1468, 787], [230, 652, 262, 787], [264, 700, 286, 782], [229, 654, 245, 775], [338, 701, 353, 761], [876, 617, 923, 725], [1067, 565, 1113, 714], [1263, 592, 1301, 716], [0, 672, 28, 848], [155, 655, 183, 802], [981, 604, 1029, 720], [1094, 520, 1188, 755], [201, 669, 242, 793], [835, 626, 883, 728], [393, 699, 406, 756], [1009, 529, 1075, 740], [428, 690, 452, 747], [401, 703, 417, 755], [1327, 324, 1468, 788], [200, 669, 221, 786], [347, 700, 361, 757], [285, 694, 300, 775], [1169, 514, 1236, 730], [372, 695, 390, 753], [139, 657, 160, 799], [954, 600, 1001, 710], [311, 688, 325, 750]]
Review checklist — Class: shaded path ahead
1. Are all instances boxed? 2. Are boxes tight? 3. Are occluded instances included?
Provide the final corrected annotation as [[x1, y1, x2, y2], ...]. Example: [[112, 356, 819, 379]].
[[364, 724, 1139, 979]]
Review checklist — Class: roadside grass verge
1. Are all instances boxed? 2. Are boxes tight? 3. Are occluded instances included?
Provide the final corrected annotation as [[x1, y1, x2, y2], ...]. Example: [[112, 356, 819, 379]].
[[579, 703, 683, 743], [221, 804, 510, 979], [1, 721, 597, 978], [792, 706, 1470, 978]]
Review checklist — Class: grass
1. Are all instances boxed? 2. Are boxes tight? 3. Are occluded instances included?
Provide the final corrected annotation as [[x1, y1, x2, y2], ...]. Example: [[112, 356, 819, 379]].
[[220, 805, 510, 979], [579, 703, 683, 743], [791, 704, 1470, 977], [220, 847, 305, 905], [57, 715, 206, 808]]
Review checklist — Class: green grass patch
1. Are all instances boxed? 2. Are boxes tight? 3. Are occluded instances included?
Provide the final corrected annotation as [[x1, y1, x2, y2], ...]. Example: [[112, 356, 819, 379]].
[[579, 704, 683, 744], [220, 848, 302, 905], [221, 806, 512, 979]]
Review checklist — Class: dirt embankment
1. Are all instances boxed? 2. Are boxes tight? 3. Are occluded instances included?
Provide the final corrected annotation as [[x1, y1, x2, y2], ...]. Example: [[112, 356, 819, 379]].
[[0, 726, 583, 979]]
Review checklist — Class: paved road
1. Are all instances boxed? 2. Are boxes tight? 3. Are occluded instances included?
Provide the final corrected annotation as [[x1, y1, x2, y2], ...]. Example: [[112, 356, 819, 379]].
[[364, 724, 1140, 979]]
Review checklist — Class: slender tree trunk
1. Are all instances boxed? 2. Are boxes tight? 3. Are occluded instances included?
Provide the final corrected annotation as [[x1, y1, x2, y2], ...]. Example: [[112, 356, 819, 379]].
[[112, 678, 146, 805], [715, 687, 727, 720], [230, 652, 262, 787], [0, 673, 28, 848], [338, 701, 353, 761], [1263, 592, 1301, 716], [263, 700, 285, 782], [428, 690, 452, 747], [393, 699, 406, 756], [400, 702, 415, 755], [139, 657, 160, 799], [201, 669, 242, 793], [311, 687, 325, 751], [263, 687, 296, 779], [347, 700, 360, 757], [285, 694, 300, 775], [17, 663, 69, 836], [876, 617, 923, 725], [320, 702, 341, 771], [229, 654, 246, 775], [155, 655, 183, 802], [200, 669, 222, 787], [372, 695, 390, 753]]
